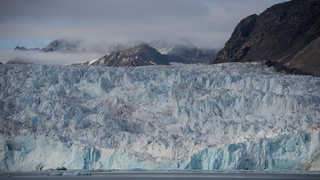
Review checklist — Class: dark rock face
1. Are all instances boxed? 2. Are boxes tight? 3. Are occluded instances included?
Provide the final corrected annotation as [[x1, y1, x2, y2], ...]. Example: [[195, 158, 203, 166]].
[[168, 45, 216, 64], [215, 14, 258, 63], [215, 0, 320, 76], [91, 44, 170, 67]]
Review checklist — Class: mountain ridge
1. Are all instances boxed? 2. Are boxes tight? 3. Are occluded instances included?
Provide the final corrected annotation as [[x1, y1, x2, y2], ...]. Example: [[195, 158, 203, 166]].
[[75, 43, 216, 67], [88, 44, 170, 66]]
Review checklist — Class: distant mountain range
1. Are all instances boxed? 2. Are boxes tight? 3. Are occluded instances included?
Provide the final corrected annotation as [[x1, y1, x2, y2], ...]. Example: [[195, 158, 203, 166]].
[[14, 46, 40, 51], [214, 0, 320, 76], [14, 39, 82, 53], [74, 43, 216, 67], [13, 39, 216, 66], [11, 0, 320, 75], [75, 44, 170, 66]]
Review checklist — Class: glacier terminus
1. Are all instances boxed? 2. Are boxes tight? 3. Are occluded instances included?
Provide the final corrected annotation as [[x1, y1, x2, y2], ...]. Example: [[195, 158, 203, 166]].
[[0, 63, 320, 172]]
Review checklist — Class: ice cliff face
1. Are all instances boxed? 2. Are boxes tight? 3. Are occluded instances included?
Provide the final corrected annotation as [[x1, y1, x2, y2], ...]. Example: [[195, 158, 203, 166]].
[[0, 63, 320, 172]]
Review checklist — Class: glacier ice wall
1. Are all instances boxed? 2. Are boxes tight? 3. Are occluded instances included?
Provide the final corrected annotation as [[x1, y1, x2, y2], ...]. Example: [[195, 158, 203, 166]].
[[0, 63, 320, 172]]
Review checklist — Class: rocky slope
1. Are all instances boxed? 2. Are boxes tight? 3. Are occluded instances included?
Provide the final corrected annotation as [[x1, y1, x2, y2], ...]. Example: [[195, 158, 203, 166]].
[[1, 63, 320, 171], [287, 37, 320, 76], [215, 0, 320, 76]]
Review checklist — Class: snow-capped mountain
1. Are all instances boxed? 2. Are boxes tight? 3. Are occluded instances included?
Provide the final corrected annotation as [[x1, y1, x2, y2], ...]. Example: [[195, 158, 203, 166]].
[[149, 41, 176, 55]]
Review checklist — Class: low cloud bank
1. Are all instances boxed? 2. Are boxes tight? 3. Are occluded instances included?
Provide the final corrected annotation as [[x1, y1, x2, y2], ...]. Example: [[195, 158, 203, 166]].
[[0, 49, 102, 65]]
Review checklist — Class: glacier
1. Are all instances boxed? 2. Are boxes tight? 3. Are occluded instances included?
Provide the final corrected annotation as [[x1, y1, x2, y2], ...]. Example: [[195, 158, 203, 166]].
[[0, 62, 320, 172]]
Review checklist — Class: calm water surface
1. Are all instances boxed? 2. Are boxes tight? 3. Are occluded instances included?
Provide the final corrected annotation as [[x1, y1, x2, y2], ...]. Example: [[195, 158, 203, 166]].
[[2, 172, 320, 180]]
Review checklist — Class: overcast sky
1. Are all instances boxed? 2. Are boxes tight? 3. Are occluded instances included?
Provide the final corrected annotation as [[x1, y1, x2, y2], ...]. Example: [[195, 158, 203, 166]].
[[0, 0, 288, 49]]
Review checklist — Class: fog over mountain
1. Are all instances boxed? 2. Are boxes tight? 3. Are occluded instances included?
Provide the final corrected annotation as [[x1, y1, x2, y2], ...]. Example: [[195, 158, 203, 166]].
[[0, 0, 284, 64], [0, 0, 287, 64]]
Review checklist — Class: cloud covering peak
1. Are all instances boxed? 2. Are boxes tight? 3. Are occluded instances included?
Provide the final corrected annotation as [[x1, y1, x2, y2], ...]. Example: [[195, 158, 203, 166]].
[[0, 0, 287, 49]]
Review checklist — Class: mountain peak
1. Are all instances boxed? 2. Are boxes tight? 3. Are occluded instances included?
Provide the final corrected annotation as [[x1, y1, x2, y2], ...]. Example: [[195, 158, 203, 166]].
[[91, 44, 169, 67], [41, 39, 81, 52]]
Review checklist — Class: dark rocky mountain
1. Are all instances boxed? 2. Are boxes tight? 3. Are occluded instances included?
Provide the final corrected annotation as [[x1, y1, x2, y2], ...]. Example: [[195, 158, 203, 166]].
[[76, 43, 216, 67], [214, 0, 320, 76], [167, 45, 216, 64], [14, 46, 28, 51], [79, 44, 170, 67], [41, 39, 81, 52]]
